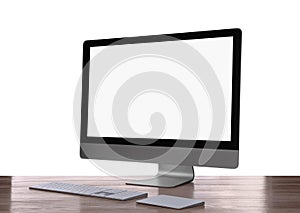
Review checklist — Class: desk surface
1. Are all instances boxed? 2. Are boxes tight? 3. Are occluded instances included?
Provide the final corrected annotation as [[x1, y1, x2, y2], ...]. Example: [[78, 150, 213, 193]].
[[1, 176, 300, 212]]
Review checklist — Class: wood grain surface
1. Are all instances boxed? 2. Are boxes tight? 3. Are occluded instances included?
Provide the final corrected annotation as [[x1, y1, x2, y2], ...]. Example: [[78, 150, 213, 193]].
[[1, 176, 300, 212]]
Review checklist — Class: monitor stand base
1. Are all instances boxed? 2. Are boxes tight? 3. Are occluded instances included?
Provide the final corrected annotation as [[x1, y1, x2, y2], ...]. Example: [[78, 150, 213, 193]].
[[126, 164, 194, 188]]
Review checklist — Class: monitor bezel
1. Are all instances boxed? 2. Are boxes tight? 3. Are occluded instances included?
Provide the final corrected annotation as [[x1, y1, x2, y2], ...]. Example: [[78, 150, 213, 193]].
[[80, 28, 241, 151]]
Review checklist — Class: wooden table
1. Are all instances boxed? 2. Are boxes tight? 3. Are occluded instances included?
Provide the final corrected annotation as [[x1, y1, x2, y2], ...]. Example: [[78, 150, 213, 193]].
[[1, 176, 300, 212]]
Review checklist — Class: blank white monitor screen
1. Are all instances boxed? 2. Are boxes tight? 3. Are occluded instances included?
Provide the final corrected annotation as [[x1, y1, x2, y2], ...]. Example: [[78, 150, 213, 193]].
[[87, 37, 233, 141]]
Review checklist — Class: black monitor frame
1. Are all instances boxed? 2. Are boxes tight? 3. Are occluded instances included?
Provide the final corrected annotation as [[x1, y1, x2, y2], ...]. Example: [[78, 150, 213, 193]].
[[80, 28, 241, 152]]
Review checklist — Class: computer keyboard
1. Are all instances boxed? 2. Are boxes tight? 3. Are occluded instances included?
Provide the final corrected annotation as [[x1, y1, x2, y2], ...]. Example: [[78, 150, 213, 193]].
[[29, 182, 148, 201]]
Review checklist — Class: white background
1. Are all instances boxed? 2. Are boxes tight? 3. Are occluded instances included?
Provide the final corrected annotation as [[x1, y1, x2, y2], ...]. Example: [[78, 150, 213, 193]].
[[0, 1, 300, 176]]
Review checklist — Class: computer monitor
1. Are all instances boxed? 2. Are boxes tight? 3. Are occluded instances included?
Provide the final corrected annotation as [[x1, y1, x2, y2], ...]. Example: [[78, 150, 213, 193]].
[[80, 28, 241, 187]]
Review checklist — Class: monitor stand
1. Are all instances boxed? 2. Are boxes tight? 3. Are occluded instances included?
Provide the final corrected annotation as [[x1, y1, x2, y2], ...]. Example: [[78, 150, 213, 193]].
[[126, 164, 194, 188]]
